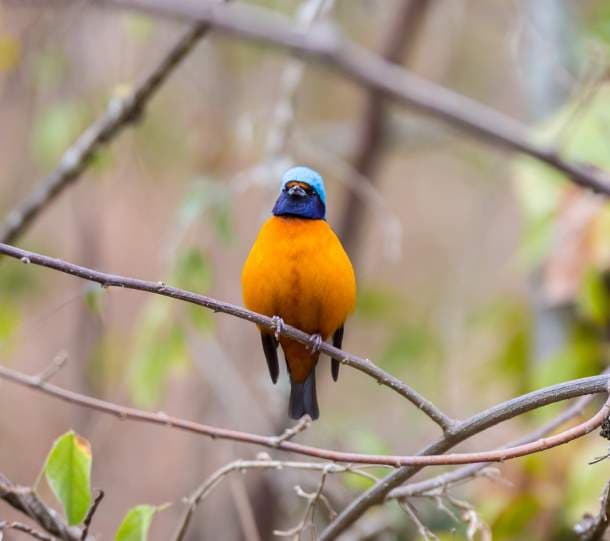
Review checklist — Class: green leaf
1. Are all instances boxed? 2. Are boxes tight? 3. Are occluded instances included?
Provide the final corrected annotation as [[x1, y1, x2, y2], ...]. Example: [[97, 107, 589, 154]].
[[44, 431, 92, 525], [114, 505, 157, 541]]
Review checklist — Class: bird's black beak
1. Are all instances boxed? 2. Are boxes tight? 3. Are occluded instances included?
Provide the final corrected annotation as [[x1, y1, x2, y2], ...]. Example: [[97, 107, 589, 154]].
[[287, 185, 307, 198]]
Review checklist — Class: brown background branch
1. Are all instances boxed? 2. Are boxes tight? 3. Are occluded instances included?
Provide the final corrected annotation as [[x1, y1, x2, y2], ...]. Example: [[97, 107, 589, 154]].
[[338, 0, 431, 261], [0, 21, 212, 245], [96, 0, 610, 196]]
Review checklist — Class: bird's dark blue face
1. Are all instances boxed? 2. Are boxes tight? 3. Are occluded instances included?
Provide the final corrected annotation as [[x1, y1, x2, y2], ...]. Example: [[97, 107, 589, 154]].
[[272, 181, 326, 220]]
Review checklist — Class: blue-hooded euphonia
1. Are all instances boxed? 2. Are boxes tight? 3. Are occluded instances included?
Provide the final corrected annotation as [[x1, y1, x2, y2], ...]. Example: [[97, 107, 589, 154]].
[[241, 166, 356, 420]]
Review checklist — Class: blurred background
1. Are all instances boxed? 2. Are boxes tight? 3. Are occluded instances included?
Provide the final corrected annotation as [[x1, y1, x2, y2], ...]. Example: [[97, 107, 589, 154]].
[[2, 0, 610, 539]]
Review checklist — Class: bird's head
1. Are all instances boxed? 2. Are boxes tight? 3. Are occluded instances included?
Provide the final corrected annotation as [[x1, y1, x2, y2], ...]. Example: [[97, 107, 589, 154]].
[[272, 166, 326, 220]]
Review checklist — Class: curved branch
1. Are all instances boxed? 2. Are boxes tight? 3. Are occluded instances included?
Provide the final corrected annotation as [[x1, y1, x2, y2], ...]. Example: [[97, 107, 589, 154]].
[[390, 390, 600, 499], [0, 242, 453, 431], [319, 385, 610, 539], [0, 361, 608, 467], [94, 0, 610, 195]]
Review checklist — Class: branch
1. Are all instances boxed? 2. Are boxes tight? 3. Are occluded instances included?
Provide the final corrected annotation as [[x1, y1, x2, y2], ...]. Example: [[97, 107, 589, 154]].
[[0, 242, 453, 431], [172, 459, 366, 541], [0, 473, 84, 541], [0, 362, 609, 468], [93, 0, 610, 196], [319, 387, 610, 539], [0, 521, 54, 541], [338, 0, 431, 259], [390, 391, 600, 499], [0, 18, 216, 244]]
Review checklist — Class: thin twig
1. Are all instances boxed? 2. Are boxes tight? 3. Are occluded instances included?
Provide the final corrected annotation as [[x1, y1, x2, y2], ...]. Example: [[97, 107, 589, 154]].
[[96, 0, 610, 196], [0, 242, 454, 431], [35, 350, 68, 384], [272, 416, 312, 447], [0, 16, 218, 244], [273, 468, 330, 539], [171, 459, 370, 541], [398, 500, 439, 541], [80, 490, 104, 541], [0, 521, 55, 541]]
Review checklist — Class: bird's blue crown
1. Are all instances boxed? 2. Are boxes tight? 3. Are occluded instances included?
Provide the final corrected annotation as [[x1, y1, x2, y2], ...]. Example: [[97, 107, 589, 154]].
[[280, 166, 326, 207], [273, 166, 326, 220]]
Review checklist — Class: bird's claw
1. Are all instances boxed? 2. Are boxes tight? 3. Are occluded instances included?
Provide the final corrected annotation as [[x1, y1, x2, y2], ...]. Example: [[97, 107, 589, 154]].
[[307, 334, 323, 353], [271, 316, 285, 341]]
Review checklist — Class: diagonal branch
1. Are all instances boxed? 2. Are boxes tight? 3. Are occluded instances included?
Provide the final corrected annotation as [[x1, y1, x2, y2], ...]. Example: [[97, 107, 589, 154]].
[[338, 0, 431, 260], [0, 472, 85, 541], [390, 390, 601, 499], [0, 241, 454, 431], [319, 386, 610, 539], [93, 0, 610, 196], [0, 18, 216, 245]]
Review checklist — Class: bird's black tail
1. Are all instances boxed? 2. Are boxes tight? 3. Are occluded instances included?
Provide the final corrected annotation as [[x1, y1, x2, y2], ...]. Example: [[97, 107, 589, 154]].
[[289, 370, 319, 420]]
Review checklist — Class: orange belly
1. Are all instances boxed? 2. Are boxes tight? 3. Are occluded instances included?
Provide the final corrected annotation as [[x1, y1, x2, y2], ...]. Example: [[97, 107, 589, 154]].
[[241, 216, 356, 381]]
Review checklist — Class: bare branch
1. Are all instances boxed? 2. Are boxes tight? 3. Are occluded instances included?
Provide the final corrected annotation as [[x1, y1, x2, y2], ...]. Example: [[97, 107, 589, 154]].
[[80, 490, 104, 541], [338, 0, 431, 260], [273, 469, 330, 539], [94, 0, 610, 196], [0, 473, 84, 541], [0, 359, 609, 469], [171, 458, 372, 541], [0, 521, 55, 541], [390, 390, 600, 500], [319, 389, 610, 539], [398, 500, 439, 541], [0, 242, 454, 431], [271, 415, 312, 447], [0, 16, 219, 244]]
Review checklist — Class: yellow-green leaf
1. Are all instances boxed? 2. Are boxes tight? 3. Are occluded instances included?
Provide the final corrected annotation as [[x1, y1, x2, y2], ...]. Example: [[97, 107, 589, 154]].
[[114, 505, 157, 541], [44, 431, 92, 525]]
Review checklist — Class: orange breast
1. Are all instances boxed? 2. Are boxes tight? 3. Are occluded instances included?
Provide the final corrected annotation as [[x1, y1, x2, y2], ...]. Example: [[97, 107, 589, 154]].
[[241, 216, 356, 381]]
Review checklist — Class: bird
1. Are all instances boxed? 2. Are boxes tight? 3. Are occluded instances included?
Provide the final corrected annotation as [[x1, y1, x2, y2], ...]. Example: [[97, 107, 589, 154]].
[[241, 166, 356, 420]]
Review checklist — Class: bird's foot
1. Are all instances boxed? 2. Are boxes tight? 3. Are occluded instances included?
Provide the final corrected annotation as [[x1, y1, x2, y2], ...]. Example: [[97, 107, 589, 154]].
[[307, 333, 323, 353], [271, 316, 285, 341]]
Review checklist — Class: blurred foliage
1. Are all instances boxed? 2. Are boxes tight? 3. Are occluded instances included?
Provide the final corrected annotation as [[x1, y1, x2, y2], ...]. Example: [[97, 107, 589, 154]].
[[31, 101, 90, 168], [0, 33, 20, 73], [4, 2, 610, 540]]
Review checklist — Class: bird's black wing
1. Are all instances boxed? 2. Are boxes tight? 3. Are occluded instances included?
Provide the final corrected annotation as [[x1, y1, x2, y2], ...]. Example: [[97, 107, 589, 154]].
[[331, 325, 344, 382], [260, 332, 280, 383]]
